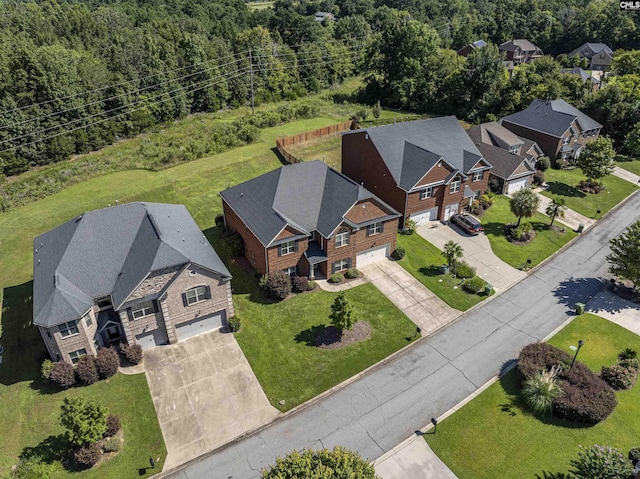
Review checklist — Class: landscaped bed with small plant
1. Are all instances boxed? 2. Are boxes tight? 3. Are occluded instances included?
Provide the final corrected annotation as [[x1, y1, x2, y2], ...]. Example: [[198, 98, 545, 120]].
[[425, 313, 640, 479]]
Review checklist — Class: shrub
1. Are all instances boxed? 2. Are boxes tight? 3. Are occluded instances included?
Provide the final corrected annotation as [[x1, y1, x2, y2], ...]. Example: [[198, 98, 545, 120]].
[[103, 436, 121, 453], [61, 396, 108, 446], [95, 347, 119, 379], [536, 156, 551, 171], [307, 280, 317, 291], [532, 171, 545, 186], [11, 455, 59, 479], [401, 219, 417, 235], [521, 368, 563, 415], [74, 442, 102, 468], [41, 359, 55, 380], [330, 293, 355, 331], [228, 316, 241, 332], [50, 361, 75, 389], [601, 364, 637, 390], [214, 214, 224, 227], [120, 343, 143, 365], [570, 444, 632, 479], [262, 271, 292, 300], [619, 348, 637, 360], [578, 179, 604, 194], [104, 415, 121, 437], [222, 231, 244, 257], [553, 158, 567, 169], [329, 273, 344, 284], [518, 342, 572, 380], [292, 276, 309, 293], [463, 276, 485, 294], [629, 447, 640, 465], [345, 268, 360, 279], [262, 447, 377, 478], [393, 247, 406, 260], [453, 261, 476, 279], [75, 355, 99, 386]]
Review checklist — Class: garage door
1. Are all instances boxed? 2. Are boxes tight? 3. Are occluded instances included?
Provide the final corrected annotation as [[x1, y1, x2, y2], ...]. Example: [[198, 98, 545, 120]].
[[175, 311, 225, 342], [410, 207, 438, 225], [356, 244, 389, 267], [135, 329, 166, 350], [507, 178, 528, 194]]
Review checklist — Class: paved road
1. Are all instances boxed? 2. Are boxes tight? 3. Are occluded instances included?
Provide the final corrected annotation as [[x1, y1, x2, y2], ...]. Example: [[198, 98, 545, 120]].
[[165, 191, 640, 479]]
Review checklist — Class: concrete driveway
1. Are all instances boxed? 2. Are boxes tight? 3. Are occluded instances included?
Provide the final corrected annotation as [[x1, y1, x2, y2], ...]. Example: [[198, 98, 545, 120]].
[[417, 222, 526, 292], [144, 331, 279, 470]]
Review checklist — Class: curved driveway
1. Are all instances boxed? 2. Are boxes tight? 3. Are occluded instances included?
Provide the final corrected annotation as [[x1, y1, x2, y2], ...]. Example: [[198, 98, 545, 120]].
[[166, 191, 640, 479]]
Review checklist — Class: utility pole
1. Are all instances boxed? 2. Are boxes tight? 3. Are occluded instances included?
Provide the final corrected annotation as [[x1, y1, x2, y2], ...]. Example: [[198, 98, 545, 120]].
[[249, 50, 255, 115]]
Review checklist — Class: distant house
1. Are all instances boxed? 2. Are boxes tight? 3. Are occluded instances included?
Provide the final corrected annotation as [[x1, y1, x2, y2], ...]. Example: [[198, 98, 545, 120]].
[[560, 67, 601, 91], [466, 122, 541, 195], [33, 202, 234, 364], [568, 43, 613, 71], [342, 117, 493, 225], [501, 99, 602, 161], [499, 39, 543, 65], [314, 11, 335, 22], [220, 161, 400, 280], [457, 40, 487, 57]]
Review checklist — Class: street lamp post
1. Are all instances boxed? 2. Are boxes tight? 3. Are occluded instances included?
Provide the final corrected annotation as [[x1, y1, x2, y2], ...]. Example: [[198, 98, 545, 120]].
[[431, 417, 438, 434], [570, 340, 584, 370]]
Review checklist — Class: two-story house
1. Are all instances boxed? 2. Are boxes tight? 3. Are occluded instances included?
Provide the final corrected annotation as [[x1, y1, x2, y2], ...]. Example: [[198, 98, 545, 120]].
[[341, 116, 493, 226], [568, 43, 613, 71], [457, 40, 487, 57], [33, 202, 234, 364], [220, 160, 400, 280], [500, 99, 602, 161], [498, 39, 543, 65], [466, 122, 542, 195]]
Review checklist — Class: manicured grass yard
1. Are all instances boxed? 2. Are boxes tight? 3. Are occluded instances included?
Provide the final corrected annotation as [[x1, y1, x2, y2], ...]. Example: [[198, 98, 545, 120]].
[[426, 313, 640, 479], [542, 168, 636, 218], [286, 134, 343, 170], [481, 196, 577, 269], [396, 234, 486, 311], [616, 157, 640, 176]]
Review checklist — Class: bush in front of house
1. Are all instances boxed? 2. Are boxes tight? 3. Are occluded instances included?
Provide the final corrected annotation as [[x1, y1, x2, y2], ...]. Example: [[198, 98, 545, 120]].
[[292, 276, 309, 293], [75, 355, 99, 385], [463, 276, 485, 294], [553, 158, 567, 169], [50, 360, 76, 389], [74, 442, 102, 468], [536, 156, 551, 172], [345, 268, 360, 279], [104, 414, 121, 438], [453, 261, 476, 279], [95, 347, 119, 379], [570, 444, 632, 479], [307, 280, 317, 291], [393, 247, 406, 260], [214, 214, 224, 228], [532, 171, 545, 187], [400, 219, 416, 235], [119, 342, 143, 365], [222, 230, 244, 257], [329, 273, 344, 284], [228, 316, 241, 332], [41, 359, 55, 380], [261, 271, 292, 300], [103, 436, 121, 453]]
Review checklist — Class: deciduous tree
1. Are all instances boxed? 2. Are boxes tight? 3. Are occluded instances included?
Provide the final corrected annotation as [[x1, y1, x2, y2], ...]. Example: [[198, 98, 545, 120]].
[[607, 220, 640, 291], [577, 136, 615, 185], [261, 447, 378, 478]]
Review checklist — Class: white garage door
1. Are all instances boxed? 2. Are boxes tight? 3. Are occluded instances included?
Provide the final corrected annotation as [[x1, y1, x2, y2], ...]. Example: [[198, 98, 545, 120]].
[[356, 244, 389, 267], [135, 330, 166, 350], [175, 311, 225, 341], [410, 207, 438, 225], [507, 178, 528, 194]]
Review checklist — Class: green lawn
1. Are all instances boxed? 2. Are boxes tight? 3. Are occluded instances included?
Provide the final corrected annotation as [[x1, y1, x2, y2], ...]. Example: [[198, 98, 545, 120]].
[[247, 1, 274, 9], [481, 196, 577, 269], [426, 313, 640, 479], [616, 157, 640, 176], [286, 134, 343, 170], [396, 234, 486, 311], [0, 284, 165, 477], [541, 168, 637, 218]]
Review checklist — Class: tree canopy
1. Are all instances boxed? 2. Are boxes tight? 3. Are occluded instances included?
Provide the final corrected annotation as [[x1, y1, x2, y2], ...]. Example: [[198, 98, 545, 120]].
[[510, 188, 540, 227], [577, 137, 616, 184], [60, 396, 108, 447], [329, 293, 355, 331], [607, 220, 640, 291]]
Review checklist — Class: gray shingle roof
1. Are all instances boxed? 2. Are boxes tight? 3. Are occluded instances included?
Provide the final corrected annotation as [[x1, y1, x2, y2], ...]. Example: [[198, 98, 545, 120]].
[[561, 67, 599, 84], [33, 202, 230, 328], [499, 39, 540, 52], [501, 99, 602, 138], [360, 116, 488, 191], [220, 161, 400, 246], [568, 42, 613, 59], [467, 124, 534, 180]]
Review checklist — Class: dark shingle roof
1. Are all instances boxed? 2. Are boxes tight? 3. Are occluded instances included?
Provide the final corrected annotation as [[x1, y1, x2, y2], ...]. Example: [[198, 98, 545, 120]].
[[561, 67, 599, 84], [499, 39, 540, 52], [33, 202, 230, 328], [475, 143, 534, 180], [568, 42, 613, 59], [501, 99, 602, 138], [359, 116, 487, 191], [220, 161, 399, 247]]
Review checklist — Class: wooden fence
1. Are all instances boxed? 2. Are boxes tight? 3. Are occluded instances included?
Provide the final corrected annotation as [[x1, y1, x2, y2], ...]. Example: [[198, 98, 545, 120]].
[[276, 119, 357, 164]]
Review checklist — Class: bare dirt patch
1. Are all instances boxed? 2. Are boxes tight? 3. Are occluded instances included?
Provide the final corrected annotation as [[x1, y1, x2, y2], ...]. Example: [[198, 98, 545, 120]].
[[315, 321, 371, 349]]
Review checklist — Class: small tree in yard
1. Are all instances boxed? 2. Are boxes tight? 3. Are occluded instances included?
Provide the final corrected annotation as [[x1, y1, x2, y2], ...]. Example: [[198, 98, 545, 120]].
[[329, 293, 355, 331], [607, 220, 640, 291], [545, 197, 566, 226], [509, 188, 539, 227], [60, 397, 108, 447], [261, 447, 378, 479], [577, 136, 616, 186], [624, 122, 640, 157], [442, 241, 463, 269], [372, 100, 381, 119]]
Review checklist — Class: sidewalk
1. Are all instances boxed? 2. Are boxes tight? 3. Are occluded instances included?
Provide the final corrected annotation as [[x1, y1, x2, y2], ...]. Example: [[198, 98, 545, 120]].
[[613, 166, 640, 185], [534, 191, 595, 232], [375, 435, 457, 479], [315, 276, 369, 292], [588, 288, 640, 335]]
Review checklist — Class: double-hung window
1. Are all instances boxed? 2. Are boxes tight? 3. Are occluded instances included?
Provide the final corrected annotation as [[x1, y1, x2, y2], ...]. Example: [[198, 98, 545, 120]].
[[450, 180, 461, 194], [132, 300, 155, 319], [335, 230, 350, 247], [472, 171, 484, 182], [367, 222, 382, 236], [284, 266, 297, 278], [69, 348, 87, 365], [185, 286, 207, 305], [59, 320, 79, 338], [562, 135, 570, 145], [333, 258, 349, 272], [420, 187, 433, 200], [280, 240, 296, 255]]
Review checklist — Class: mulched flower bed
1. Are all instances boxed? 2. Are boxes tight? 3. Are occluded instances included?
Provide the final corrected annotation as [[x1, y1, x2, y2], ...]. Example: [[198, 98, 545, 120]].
[[314, 321, 371, 349], [505, 224, 537, 245]]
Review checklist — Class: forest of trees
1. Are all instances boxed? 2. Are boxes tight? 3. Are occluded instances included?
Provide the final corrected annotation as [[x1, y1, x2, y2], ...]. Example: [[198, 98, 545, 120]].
[[0, 0, 639, 176]]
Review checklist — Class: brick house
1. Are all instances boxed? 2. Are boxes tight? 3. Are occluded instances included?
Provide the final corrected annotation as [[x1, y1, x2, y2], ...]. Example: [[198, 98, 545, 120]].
[[33, 202, 233, 364], [457, 40, 487, 57], [498, 39, 543, 65], [219, 161, 400, 280], [568, 43, 613, 71], [466, 122, 541, 195], [341, 116, 493, 226], [501, 99, 602, 161]]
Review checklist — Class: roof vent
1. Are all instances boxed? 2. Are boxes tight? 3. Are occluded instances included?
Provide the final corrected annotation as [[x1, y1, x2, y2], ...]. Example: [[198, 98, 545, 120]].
[[240, 192, 244, 197]]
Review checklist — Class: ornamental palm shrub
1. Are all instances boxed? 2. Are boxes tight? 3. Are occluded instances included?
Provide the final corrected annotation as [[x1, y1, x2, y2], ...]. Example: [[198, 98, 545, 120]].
[[442, 241, 463, 269], [521, 368, 562, 415], [570, 444, 632, 479]]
